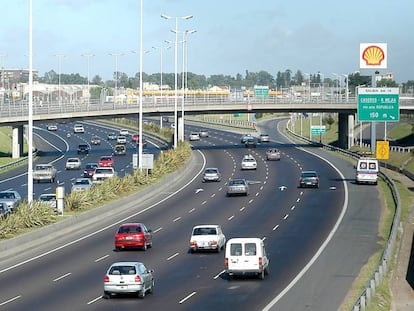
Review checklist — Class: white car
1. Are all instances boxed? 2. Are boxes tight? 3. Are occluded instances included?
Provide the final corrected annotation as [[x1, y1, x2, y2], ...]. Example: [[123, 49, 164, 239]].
[[65, 158, 82, 170], [47, 124, 58, 131], [189, 225, 226, 253], [241, 154, 257, 170], [119, 129, 129, 136], [117, 135, 127, 144], [38, 193, 57, 209], [189, 132, 200, 141], [92, 167, 117, 184], [73, 124, 85, 133], [103, 261, 154, 299], [71, 178, 93, 192]]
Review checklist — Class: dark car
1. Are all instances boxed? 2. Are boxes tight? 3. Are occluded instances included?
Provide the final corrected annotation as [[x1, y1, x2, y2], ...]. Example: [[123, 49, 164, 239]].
[[77, 144, 90, 154], [83, 162, 99, 178], [299, 171, 320, 188], [244, 136, 256, 148], [0, 202, 11, 218], [114, 223, 153, 251]]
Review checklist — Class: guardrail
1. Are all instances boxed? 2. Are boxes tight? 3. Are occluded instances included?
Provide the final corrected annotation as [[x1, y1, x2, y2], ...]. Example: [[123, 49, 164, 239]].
[[286, 124, 402, 311]]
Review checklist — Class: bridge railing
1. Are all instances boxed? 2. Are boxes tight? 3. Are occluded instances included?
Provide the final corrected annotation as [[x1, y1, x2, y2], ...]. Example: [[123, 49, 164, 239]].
[[1, 96, 413, 120]]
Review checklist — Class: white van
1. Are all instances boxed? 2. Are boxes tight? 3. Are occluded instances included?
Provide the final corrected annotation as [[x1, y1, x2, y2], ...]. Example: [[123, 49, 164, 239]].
[[225, 238, 269, 280], [355, 157, 379, 185]]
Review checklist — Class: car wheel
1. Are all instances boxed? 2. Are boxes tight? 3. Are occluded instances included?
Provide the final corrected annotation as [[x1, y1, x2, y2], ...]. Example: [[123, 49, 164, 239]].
[[142, 243, 147, 251], [264, 265, 270, 275], [148, 280, 155, 294], [259, 269, 265, 280], [103, 292, 111, 299], [138, 288, 146, 299], [216, 246, 220, 253]]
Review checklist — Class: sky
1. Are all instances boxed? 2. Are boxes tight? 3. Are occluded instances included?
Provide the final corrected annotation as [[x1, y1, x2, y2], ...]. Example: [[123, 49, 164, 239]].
[[1, 0, 413, 83]]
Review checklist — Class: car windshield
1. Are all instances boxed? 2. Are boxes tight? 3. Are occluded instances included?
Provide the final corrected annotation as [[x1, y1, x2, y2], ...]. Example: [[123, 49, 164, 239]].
[[193, 227, 217, 235], [0, 193, 14, 199], [100, 157, 112, 161], [85, 164, 97, 169], [118, 226, 141, 234], [35, 165, 49, 170], [75, 180, 89, 185]]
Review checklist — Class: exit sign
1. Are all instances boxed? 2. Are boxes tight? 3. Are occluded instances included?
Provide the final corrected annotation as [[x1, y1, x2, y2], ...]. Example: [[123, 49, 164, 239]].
[[357, 87, 399, 122]]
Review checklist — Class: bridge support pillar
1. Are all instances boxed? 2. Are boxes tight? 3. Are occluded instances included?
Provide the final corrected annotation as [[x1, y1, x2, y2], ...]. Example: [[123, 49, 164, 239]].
[[348, 114, 355, 148], [12, 124, 24, 159], [338, 113, 352, 149], [177, 116, 184, 142]]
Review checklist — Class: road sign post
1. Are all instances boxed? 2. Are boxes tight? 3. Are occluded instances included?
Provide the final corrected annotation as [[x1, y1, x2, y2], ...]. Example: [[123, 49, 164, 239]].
[[357, 88, 400, 122]]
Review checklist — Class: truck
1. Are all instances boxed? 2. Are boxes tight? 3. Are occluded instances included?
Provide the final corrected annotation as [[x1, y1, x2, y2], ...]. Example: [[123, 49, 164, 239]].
[[33, 164, 57, 183]]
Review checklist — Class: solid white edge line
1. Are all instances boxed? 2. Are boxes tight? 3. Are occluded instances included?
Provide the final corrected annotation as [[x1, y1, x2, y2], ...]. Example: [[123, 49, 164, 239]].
[[262, 121, 349, 311]]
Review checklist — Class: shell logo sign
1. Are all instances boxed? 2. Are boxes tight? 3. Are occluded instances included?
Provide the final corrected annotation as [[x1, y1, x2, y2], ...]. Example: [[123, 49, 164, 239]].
[[360, 43, 387, 69]]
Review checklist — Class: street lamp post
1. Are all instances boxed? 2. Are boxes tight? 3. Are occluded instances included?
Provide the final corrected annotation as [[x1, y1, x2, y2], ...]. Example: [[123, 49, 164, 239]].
[[332, 73, 341, 102], [109, 52, 125, 103], [161, 13, 193, 149], [180, 29, 196, 141], [81, 53, 94, 106], [54, 53, 65, 108], [0, 53, 7, 105], [342, 73, 349, 103], [153, 43, 171, 127], [304, 72, 311, 101]]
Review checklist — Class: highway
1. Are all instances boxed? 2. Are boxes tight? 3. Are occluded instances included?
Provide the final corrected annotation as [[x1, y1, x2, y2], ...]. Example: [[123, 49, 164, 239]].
[[0, 119, 381, 311], [0, 120, 161, 200]]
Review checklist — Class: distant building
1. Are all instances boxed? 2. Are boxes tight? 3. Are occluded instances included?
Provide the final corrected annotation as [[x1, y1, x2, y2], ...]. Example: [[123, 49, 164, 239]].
[[0, 68, 39, 87]]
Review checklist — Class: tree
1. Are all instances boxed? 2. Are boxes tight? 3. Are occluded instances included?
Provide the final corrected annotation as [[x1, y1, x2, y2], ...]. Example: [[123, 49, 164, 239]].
[[376, 78, 398, 87], [92, 75, 103, 85]]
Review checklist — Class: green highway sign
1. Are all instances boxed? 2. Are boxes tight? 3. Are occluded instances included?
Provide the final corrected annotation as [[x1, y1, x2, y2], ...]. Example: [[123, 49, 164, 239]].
[[357, 88, 400, 122], [311, 125, 326, 135]]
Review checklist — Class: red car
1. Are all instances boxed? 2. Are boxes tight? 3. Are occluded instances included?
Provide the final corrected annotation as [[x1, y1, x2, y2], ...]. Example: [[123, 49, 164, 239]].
[[131, 134, 139, 143], [114, 223, 153, 251], [98, 156, 114, 167]]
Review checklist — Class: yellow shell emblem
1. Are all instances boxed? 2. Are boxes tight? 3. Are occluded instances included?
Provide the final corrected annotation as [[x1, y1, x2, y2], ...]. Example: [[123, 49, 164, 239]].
[[362, 45, 385, 66]]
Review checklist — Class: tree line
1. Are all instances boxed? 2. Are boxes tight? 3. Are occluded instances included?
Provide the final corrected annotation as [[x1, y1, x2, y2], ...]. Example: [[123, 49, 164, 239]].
[[36, 68, 414, 94]]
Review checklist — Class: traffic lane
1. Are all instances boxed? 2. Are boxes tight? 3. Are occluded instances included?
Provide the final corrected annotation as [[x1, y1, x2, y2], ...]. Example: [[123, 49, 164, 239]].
[[0, 145, 294, 309], [259, 118, 382, 310]]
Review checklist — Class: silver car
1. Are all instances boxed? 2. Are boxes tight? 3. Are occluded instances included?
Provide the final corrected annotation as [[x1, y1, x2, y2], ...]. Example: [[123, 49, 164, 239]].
[[103, 261, 154, 299], [71, 178, 93, 192], [202, 167, 222, 182], [0, 190, 22, 212], [65, 158, 81, 170], [226, 178, 249, 196], [259, 133, 270, 143]]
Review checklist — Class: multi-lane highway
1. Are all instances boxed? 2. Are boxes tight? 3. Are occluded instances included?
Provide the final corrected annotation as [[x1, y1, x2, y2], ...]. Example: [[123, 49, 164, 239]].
[[0, 119, 381, 311], [0, 120, 161, 200]]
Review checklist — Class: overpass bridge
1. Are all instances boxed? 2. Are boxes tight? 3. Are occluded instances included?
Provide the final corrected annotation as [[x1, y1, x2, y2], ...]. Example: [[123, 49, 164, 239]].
[[1, 96, 414, 157]]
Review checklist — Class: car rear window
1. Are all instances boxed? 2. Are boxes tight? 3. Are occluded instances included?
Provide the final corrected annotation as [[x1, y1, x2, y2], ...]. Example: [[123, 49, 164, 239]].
[[245, 243, 257, 256], [118, 226, 141, 234], [230, 243, 243, 256], [110, 266, 136, 275], [193, 227, 217, 235]]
